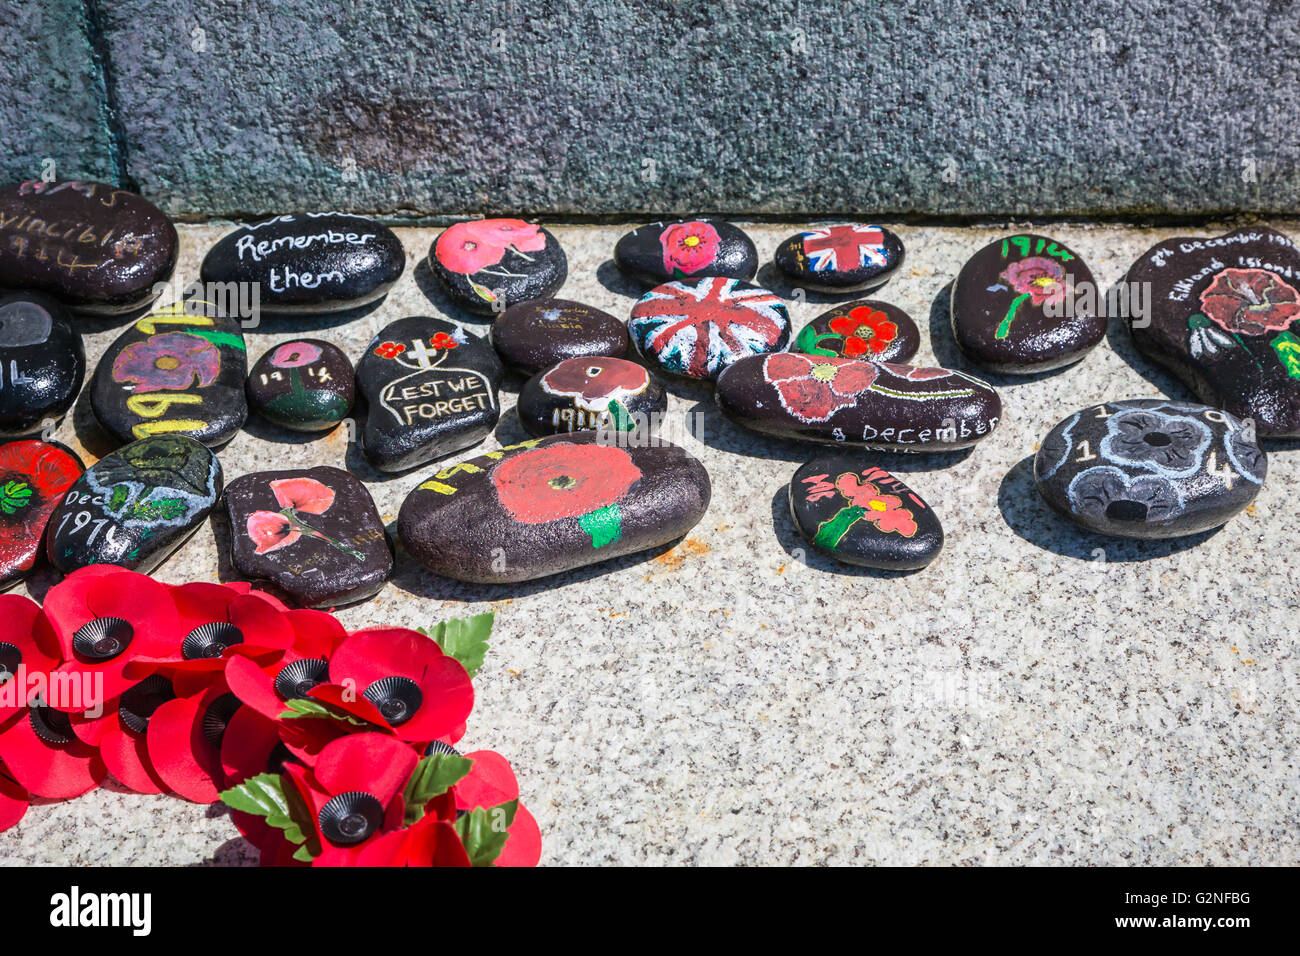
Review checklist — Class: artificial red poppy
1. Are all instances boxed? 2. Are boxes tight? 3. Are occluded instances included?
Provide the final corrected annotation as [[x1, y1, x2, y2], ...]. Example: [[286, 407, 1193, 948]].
[[828, 306, 898, 357], [0, 765, 28, 832], [0, 594, 61, 729], [373, 341, 406, 360], [763, 352, 878, 423], [491, 443, 642, 524], [224, 609, 347, 722], [146, 680, 243, 803], [1199, 267, 1300, 335], [454, 749, 542, 867], [355, 810, 470, 867], [71, 675, 174, 794], [137, 583, 294, 675], [0, 441, 83, 586], [308, 627, 474, 744], [219, 703, 294, 789], [41, 567, 182, 712], [284, 733, 420, 866], [0, 696, 106, 798]]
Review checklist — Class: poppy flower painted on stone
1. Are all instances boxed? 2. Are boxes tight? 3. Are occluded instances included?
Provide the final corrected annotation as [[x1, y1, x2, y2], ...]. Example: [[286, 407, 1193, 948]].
[[1068, 466, 1184, 525], [428, 332, 459, 350], [1099, 408, 1211, 479], [110, 332, 222, 393], [1199, 267, 1300, 336], [830, 474, 918, 537], [660, 220, 721, 277], [491, 442, 643, 550], [763, 352, 878, 423], [540, 357, 650, 412], [246, 476, 362, 561], [995, 257, 1071, 339], [828, 306, 898, 358], [268, 341, 323, 368], [373, 341, 406, 360], [0, 441, 82, 582]]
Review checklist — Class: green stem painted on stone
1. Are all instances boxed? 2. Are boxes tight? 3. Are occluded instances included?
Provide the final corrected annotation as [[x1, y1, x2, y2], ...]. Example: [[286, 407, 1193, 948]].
[[579, 504, 623, 549], [995, 292, 1030, 340], [606, 399, 635, 432], [813, 505, 865, 550]]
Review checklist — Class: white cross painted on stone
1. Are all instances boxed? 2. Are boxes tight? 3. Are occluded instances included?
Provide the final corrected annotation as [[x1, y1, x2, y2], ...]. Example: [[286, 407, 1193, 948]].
[[404, 338, 443, 369]]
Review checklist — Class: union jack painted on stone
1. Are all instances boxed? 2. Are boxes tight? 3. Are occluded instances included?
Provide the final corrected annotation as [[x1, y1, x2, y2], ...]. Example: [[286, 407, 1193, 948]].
[[801, 225, 888, 273], [630, 277, 791, 379]]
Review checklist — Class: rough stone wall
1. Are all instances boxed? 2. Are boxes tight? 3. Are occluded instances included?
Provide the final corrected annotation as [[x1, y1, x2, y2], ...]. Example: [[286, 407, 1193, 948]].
[[3, 0, 1298, 220]]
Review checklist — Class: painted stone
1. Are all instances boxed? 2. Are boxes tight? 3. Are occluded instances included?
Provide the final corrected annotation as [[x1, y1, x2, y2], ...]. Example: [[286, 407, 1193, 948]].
[[715, 353, 1001, 452], [629, 277, 791, 382], [224, 467, 392, 608], [774, 224, 905, 292], [789, 454, 942, 570], [490, 298, 629, 376], [1035, 400, 1266, 539], [90, 301, 248, 448], [614, 218, 758, 287], [1124, 227, 1300, 437], [355, 316, 503, 473], [517, 357, 667, 437], [246, 339, 354, 432], [0, 293, 85, 436], [0, 440, 83, 590], [951, 234, 1105, 374], [398, 432, 710, 584], [793, 300, 920, 364], [200, 213, 405, 314], [428, 219, 566, 315], [45, 435, 222, 574], [0, 180, 178, 315]]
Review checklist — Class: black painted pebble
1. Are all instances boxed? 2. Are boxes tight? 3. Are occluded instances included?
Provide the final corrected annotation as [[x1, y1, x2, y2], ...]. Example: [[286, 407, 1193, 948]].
[[715, 353, 1001, 452], [45, 435, 222, 574], [200, 213, 404, 314], [0, 180, 177, 314], [224, 466, 392, 608], [0, 439, 83, 590], [951, 234, 1105, 374], [774, 224, 904, 292], [629, 277, 791, 381], [90, 301, 248, 448], [428, 219, 566, 315], [1034, 399, 1265, 539], [1124, 227, 1300, 437], [0, 293, 84, 436], [614, 218, 758, 287], [517, 357, 667, 437], [355, 316, 503, 472], [246, 339, 354, 432], [490, 298, 629, 375], [790, 454, 942, 570], [793, 300, 920, 364], [398, 432, 710, 584]]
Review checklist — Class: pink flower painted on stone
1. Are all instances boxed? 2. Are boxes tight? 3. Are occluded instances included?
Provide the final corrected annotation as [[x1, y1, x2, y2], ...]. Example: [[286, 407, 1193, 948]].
[[111, 332, 221, 393], [247, 511, 300, 554], [268, 341, 323, 368], [270, 477, 335, 514], [833, 473, 918, 536], [435, 220, 546, 275], [660, 221, 721, 277], [461, 219, 547, 253], [1000, 257, 1069, 307], [1199, 267, 1300, 335]]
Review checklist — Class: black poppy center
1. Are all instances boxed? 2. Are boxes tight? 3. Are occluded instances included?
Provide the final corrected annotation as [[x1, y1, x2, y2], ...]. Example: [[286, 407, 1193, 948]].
[[362, 676, 423, 726], [319, 791, 384, 846], [548, 474, 576, 490], [0, 642, 21, 685], [423, 740, 460, 758], [273, 658, 329, 701], [1106, 500, 1149, 522], [118, 675, 176, 735], [1143, 431, 1172, 447], [183, 622, 245, 660], [72, 617, 134, 661], [200, 692, 243, 750], [29, 700, 74, 745]]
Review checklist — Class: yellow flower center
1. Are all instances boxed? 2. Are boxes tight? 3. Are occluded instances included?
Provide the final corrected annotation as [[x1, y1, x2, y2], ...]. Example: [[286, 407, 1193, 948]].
[[810, 363, 837, 382], [683, 235, 700, 247], [868, 499, 887, 512], [155, 357, 181, 371]]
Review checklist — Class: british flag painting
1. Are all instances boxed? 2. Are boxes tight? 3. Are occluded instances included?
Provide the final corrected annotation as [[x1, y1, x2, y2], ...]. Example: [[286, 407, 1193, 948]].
[[801, 225, 888, 273], [629, 277, 792, 380]]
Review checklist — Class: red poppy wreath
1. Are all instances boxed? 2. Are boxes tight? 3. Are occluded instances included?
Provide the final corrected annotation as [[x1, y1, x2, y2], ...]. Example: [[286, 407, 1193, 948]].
[[0, 566, 540, 867]]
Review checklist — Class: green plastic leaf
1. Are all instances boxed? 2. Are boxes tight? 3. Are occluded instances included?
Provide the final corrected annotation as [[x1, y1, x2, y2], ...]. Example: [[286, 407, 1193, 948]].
[[291, 844, 315, 863], [453, 799, 519, 867], [418, 612, 493, 678], [279, 697, 374, 727], [402, 752, 474, 826], [219, 772, 316, 855]]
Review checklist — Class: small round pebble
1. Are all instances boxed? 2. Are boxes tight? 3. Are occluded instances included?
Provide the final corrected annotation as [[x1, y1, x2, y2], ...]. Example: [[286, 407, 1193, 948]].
[[774, 224, 904, 292], [246, 338, 355, 432], [490, 299, 629, 376], [792, 300, 920, 364]]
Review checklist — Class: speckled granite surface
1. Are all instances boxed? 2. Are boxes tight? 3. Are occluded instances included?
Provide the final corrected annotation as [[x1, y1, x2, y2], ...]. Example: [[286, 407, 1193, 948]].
[[2, 221, 1297, 866]]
